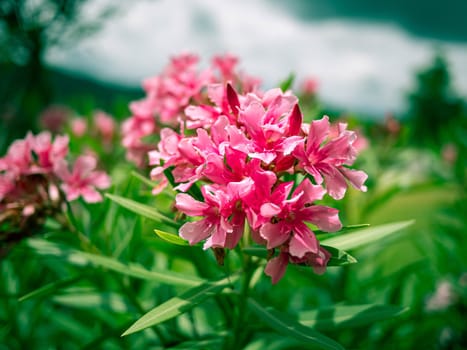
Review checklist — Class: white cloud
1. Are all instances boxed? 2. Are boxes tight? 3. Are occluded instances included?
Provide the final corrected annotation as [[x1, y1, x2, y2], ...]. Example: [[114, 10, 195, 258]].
[[45, 0, 467, 116]]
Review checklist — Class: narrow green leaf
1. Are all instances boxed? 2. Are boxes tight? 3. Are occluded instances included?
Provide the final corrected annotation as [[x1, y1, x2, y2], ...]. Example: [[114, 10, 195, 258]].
[[321, 220, 414, 251], [27, 239, 203, 287], [74, 251, 204, 287], [154, 229, 189, 246], [299, 304, 409, 330], [18, 276, 81, 302], [53, 291, 130, 313], [279, 73, 295, 92], [315, 224, 370, 239], [247, 298, 344, 350], [122, 276, 237, 336], [106, 193, 177, 226]]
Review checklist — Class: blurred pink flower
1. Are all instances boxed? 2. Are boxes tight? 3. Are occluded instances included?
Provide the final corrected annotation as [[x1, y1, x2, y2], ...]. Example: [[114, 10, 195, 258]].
[[94, 110, 116, 141], [30, 131, 69, 173], [301, 77, 319, 95], [39, 105, 71, 133], [71, 118, 88, 137], [55, 155, 111, 203]]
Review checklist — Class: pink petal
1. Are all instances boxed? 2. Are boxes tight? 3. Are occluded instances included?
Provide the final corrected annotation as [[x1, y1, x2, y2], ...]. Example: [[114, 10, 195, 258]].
[[288, 225, 318, 258], [260, 222, 290, 249], [304, 205, 342, 232], [321, 165, 348, 200], [260, 203, 282, 217], [265, 253, 289, 284], [340, 168, 368, 192], [307, 116, 330, 150], [287, 104, 302, 135], [74, 156, 97, 178], [175, 193, 209, 216], [179, 219, 213, 245], [81, 187, 103, 203]]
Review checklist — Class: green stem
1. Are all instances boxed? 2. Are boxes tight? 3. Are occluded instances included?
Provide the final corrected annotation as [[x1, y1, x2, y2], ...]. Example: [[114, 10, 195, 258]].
[[226, 254, 256, 350]]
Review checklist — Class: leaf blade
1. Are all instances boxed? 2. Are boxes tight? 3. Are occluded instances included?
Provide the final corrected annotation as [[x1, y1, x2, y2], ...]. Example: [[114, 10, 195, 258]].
[[321, 220, 414, 251], [299, 304, 409, 330], [122, 276, 236, 336], [106, 193, 177, 226], [247, 298, 344, 350]]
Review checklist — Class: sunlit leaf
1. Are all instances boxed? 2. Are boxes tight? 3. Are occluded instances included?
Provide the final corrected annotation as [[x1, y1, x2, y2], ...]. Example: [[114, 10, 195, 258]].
[[321, 220, 414, 251], [299, 304, 409, 330], [154, 229, 190, 246], [247, 298, 344, 350], [122, 276, 237, 336], [106, 193, 177, 226]]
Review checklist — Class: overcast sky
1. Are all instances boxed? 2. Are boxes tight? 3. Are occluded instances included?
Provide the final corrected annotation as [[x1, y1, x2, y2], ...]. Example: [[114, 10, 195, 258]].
[[45, 0, 467, 117]]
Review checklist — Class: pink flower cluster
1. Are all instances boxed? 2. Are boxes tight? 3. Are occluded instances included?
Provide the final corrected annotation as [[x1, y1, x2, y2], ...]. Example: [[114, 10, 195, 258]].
[[121, 53, 260, 166], [0, 131, 111, 207], [149, 83, 367, 283]]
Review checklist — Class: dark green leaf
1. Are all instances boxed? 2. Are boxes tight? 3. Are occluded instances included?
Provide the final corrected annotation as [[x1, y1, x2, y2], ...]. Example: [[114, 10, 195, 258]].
[[18, 276, 81, 302], [321, 245, 358, 266], [247, 298, 344, 350], [299, 304, 409, 330]]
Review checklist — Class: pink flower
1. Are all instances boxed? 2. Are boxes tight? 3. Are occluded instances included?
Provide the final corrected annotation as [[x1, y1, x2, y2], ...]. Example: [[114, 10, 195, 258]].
[[175, 179, 253, 249], [30, 131, 69, 173], [258, 178, 341, 258], [94, 111, 116, 141], [55, 156, 111, 203], [294, 116, 368, 199], [301, 77, 319, 95], [71, 118, 88, 137], [0, 137, 32, 176], [265, 246, 331, 284]]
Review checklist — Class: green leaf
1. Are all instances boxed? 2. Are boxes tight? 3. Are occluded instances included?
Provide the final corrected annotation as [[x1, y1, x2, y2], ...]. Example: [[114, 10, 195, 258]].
[[247, 298, 344, 350], [321, 245, 358, 266], [122, 276, 237, 336], [279, 73, 295, 92], [154, 229, 190, 246], [299, 304, 409, 330], [321, 220, 414, 251], [74, 251, 204, 287], [106, 193, 177, 226], [18, 276, 81, 302], [315, 224, 370, 239], [27, 239, 203, 287], [242, 245, 357, 267]]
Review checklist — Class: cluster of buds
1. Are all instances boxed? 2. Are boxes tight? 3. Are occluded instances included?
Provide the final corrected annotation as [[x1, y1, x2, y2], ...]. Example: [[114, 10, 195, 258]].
[[0, 132, 111, 250], [121, 53, 260, 166], [148, 79, 368, 283]]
